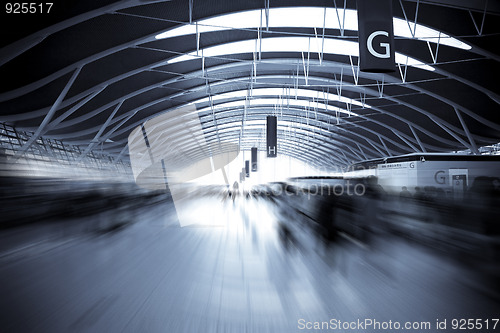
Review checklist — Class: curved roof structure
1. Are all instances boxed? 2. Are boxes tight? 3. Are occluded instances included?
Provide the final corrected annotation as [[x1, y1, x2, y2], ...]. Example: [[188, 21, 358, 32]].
[[1, 0, 499, 171]]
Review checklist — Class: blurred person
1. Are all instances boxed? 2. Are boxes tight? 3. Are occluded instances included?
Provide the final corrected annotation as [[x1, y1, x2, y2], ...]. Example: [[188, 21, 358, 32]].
[[232, 180, 239, 202], [277, 220, 297, 252], [413, 186, 426, 202], [314, 191, 339, 253], [467, 177, 499, 235], [432, 187, 452, 225], [274, 184, 304, 253], [455, 177, 500, 295], [357, 177, 399, 279], [221, 185, 231, 202], [357, 176, 387, 245], [399, 186, 412, 200]]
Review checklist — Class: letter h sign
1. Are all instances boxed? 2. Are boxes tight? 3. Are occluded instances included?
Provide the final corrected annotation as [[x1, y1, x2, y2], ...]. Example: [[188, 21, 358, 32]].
[[266, 116, 277, 157]]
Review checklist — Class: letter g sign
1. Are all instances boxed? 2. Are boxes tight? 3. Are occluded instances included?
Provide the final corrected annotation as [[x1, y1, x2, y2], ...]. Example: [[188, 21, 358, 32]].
[[367, 31, 390, 58]]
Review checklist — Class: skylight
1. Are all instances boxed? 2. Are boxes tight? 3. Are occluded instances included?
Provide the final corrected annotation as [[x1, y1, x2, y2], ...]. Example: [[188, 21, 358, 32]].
[[166, 36, 435, 71], [155, 7, 471, 50], [194, 97, 361, 117], [192, 87, 371, 109], [205, 119, 340, 138]]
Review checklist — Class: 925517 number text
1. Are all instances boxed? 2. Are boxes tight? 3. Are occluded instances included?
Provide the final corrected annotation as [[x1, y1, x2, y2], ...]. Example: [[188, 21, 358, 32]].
[[5, 3, 53, 14], [451, 319, 499, 330]]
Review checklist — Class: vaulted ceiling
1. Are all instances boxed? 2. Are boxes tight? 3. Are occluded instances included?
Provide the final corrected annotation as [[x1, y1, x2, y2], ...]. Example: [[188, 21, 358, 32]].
[[1, 0, 499, 170]]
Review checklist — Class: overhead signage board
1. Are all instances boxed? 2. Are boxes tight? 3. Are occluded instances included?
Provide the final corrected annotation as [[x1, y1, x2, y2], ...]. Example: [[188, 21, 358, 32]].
[[266, 116, 277, 157], [251, 147, 258, 171], [357, 0, 396, 73]]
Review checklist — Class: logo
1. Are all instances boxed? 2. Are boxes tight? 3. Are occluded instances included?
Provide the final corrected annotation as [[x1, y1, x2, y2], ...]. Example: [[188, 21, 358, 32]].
[[367, 30, 390, 58]]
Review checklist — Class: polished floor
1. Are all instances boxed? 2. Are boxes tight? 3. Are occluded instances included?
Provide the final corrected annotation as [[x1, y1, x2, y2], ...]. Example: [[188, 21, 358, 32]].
[[0, 195, 498, 332]]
